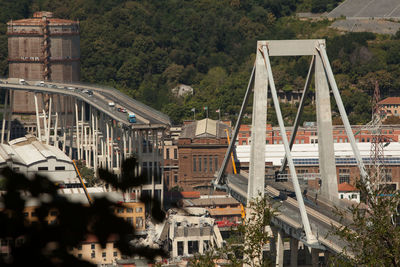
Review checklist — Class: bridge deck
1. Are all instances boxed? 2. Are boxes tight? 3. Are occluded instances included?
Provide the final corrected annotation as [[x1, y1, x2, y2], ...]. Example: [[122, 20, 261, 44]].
[[226, 173, 353, 255]]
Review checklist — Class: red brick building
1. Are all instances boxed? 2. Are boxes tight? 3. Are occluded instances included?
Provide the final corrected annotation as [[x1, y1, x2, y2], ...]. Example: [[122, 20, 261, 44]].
[[177, 119, 233, 191], [237, 124, 400, 146]]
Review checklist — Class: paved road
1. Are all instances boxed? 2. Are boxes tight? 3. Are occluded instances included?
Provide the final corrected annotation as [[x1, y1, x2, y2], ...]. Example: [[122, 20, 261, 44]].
[[0, 79, 170, 129], [226, 173, 352, 255]]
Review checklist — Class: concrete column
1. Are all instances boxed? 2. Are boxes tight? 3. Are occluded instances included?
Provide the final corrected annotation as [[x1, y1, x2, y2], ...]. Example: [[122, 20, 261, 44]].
[[315, 53, 338, 202], [199, 239, 204, 254], [248, 42, 268, 200], [111, 124, 114, 172], [85, 126, 89, 167], [88, 127, 92, 168], [152, 130, 156, 197], [62, 95, 67, 152], [6, 90, 14, 143], [183, 240, 188, 256], [2, 90, 9, 143], [74, 99, 81, 160], [46, 95, 52, 145], [311, 248, 319, 267], [122, 131, 126, 161], [69, 97, 73, 158], [290, 238, 299, 267], [324, 250, 331, 266], [106, 123, 110, 170], [128, 130, 132, 157], [275, 230, 284, 267], [41, 94, 48, 144]]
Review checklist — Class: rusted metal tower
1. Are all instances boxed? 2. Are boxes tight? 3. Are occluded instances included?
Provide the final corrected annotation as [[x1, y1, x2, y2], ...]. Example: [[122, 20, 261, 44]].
[[368, 80, 386, 185]]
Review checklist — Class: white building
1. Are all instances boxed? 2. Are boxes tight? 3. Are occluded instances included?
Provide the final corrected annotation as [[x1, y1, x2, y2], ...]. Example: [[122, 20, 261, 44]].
[[338, 182, 360, 203], [158, 209, 223, 258], [0, 134, 77, 184]]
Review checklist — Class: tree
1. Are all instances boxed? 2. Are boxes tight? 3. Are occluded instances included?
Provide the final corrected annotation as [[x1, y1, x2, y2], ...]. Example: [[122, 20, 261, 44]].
[[0, 157, 167, 266], [75, 160, 97, 187], [333, 177, 400, 266]]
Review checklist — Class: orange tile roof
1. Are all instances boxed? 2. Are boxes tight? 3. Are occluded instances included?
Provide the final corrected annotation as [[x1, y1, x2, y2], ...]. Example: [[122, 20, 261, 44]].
[[338, 182, 358, 192], [378, 97, 400, 105], [82, 234, 118, 243]]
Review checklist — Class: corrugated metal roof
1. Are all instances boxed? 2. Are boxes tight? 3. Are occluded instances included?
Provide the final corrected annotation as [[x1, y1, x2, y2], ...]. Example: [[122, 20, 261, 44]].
[[180, 119, 231, 139], [8, 18, 78, 26]]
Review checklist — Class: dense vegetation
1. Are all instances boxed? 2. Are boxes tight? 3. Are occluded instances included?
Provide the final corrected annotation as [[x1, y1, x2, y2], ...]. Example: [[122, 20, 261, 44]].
[[0, 0, 399, 125]]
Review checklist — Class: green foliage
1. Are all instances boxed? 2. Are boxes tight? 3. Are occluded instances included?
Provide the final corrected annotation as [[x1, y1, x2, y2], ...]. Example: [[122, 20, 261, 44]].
[[0, 157, 167, 266], [0, 1, 399, 126], [75, 160, 97, 187], [333, 177, 400, 266]]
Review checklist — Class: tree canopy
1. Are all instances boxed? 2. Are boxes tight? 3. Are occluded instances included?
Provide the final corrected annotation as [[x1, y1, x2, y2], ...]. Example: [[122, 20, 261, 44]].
[[0, 0, 398, 125]]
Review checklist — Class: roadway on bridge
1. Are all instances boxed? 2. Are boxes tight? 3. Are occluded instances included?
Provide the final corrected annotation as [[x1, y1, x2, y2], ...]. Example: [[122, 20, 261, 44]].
[[226, 173, 351, 255], [0, 78, 170, 129]]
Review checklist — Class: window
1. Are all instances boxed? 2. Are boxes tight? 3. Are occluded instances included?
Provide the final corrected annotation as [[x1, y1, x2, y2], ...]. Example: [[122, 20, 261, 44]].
[[193, 156, 196, 172], [50, 211, 58, 216], [13, 167, 19, 172], [55, 166, 65, 171], [199, 157, 202, 172], [383, 169, 392, 182], [339, 168, 350, 184], [126, 208, 133, 213], [113, 251, 118, 257], [102, 252, 106, 258], [174, 149, 178, 159], [126, 217, 133, 225], [23, 212, 29, 217], [91, 244, 95, 250], [204, 156, 207, 172], [78, 254, 82, 258], [78, 245, 82, 250], [340, 194, 344, 199], [214, 156, 218, 171], [174, 174, 178, 183], [136, 217, 143, 229], [209, 156, 213, 172], [117, 208, 124, 214], [203, 240, 210, 251], [177, 241, 184, 256], [188, 241, 199, 254], [166, 174, 170, 186], [38, 167, 48, 171], [166, 148, 170, 159], [91, 252, 95, 259]]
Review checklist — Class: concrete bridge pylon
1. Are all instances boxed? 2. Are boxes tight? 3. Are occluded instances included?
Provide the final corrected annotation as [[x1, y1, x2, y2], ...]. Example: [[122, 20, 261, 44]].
[[215, 39, 369, 248]]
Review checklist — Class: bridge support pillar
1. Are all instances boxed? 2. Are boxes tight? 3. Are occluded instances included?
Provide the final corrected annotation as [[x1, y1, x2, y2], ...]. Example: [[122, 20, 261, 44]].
[[311, 248, 319, 267], [324, 250, 331, 265], [274, 229, 284, 267], [290, 238, 298, 267], [315, 52, 338, 203]]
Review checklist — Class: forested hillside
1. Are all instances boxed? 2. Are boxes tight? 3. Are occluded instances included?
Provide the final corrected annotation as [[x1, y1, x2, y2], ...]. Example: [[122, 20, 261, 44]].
[[0, 0, 399, 125]]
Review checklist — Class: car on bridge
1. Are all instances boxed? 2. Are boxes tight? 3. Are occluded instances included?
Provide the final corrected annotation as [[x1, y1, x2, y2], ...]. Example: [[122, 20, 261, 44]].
[[128, 112, 136, 123]]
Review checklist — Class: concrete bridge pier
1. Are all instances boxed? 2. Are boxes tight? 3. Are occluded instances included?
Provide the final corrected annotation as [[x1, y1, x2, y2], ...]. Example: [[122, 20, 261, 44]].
[[274, 228, 284, 267], [311, 248, 320, 267], [290, 237, 299, 267]]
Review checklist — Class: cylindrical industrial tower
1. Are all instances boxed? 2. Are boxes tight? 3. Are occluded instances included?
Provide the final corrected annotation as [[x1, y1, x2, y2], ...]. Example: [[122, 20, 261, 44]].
[[7, 11, 80, 82]]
